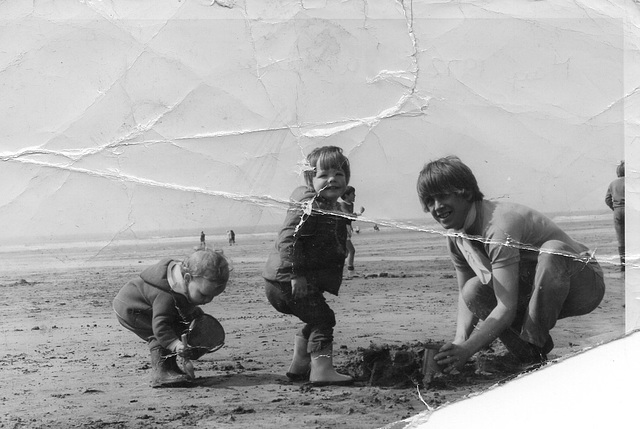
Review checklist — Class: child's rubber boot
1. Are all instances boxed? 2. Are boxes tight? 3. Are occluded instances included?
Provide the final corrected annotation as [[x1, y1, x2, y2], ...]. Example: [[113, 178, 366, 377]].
[[286, 335, 311, 381], [149, 347, 191, 388], [346, 266, 355, 279], [309, 345, 353, 386]]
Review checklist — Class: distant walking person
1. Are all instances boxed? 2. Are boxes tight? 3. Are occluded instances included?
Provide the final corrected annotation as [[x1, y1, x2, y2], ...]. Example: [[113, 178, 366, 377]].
[[605, 161, 625, 272], [339, 186, 365, 279], [200, 231, 206, 249], [227, 230, 235, 246]]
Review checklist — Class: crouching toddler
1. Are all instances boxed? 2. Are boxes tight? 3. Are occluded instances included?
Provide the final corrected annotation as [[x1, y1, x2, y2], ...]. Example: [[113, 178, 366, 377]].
[[113, 248, 229, 388]]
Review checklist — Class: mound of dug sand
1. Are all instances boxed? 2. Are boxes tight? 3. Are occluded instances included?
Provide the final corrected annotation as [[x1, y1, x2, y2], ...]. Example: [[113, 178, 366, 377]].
[[339, 342, 444, 388], [338, 341, 542, 393]]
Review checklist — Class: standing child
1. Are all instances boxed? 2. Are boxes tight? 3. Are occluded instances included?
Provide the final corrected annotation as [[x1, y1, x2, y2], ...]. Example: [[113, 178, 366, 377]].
[[262, 146, 353, 385], [340, 186, 365, 278], [113, 248, 230, 388]]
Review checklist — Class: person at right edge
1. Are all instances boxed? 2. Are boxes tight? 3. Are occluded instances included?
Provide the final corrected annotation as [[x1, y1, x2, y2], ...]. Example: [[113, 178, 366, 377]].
[[417, 156, 605, 371], [605, 160, 625, 273]]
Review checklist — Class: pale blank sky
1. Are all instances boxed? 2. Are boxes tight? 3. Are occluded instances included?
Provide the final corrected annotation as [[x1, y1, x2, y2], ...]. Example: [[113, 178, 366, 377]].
[[0, 1, 627, 242]]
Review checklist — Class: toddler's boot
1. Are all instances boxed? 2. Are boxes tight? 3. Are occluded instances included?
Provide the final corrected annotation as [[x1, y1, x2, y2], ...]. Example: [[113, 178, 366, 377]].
[[309, 344, 353, 386], [286, 335, 311, 381], [346, 266, 355, 279], [149, 347, 191, 388]]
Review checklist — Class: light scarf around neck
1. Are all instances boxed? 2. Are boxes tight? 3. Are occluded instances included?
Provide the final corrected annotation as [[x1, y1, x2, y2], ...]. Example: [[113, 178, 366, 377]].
[[449, 202, 493, 285]]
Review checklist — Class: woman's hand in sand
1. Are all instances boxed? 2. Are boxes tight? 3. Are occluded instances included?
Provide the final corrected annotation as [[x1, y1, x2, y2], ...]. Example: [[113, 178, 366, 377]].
[[291, 277, 309, 300], [434, 342, 472, 373]]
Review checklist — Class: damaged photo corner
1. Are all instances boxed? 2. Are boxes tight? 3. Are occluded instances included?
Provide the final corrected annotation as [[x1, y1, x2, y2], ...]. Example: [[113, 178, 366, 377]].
[[0, 1, 637, 428]]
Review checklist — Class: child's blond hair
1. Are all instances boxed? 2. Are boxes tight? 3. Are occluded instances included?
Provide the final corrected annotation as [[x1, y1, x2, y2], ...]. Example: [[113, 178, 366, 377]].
[[181, 249, 230, 284]]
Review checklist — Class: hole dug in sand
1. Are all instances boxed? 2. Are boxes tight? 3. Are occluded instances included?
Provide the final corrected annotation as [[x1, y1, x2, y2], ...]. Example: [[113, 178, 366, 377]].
[[339, 342, 444, 389], [338, 341, 535, 390]]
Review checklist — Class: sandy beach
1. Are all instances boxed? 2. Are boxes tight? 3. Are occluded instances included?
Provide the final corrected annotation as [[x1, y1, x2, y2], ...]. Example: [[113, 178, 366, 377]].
[[0, 217, 624, 428]]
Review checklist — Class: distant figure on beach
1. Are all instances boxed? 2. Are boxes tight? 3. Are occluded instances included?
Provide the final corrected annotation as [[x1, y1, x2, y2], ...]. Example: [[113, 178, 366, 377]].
[[373, 224, 379, 232], [339, 186, 365, 279], [113, 248, 230, 388], [200, 231, 206, 249], [417, 156, 605, 371], [227, 230, 235, 246], [605, 161, 625, 272], [262, 146, 353, 386]]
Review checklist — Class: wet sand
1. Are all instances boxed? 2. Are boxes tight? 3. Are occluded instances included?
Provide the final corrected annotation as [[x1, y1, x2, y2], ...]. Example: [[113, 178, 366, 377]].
[[0, 219, 624, 428]]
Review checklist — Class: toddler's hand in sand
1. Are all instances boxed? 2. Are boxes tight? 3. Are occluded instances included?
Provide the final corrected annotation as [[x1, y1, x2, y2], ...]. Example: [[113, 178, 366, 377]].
[[291, 277, 309, 300], [173, 342, 186, 355], [174, 341, 197, 360]]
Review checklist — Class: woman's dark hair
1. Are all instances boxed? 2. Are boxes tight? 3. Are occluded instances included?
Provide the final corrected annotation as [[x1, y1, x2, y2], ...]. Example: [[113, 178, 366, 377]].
[[417, 156, 484, 210]]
